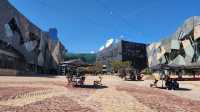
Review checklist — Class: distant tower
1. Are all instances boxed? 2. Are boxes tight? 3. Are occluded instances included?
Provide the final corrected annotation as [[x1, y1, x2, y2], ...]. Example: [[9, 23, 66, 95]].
[[48, 28, 58, 40]]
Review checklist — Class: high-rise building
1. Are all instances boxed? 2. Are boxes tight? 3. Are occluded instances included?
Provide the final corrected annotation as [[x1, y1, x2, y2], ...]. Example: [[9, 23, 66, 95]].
[[96, 40, 148, 72]]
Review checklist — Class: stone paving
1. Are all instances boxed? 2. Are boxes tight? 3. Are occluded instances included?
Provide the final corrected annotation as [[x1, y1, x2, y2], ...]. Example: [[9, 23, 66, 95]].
[[1, 76, 200, 112]]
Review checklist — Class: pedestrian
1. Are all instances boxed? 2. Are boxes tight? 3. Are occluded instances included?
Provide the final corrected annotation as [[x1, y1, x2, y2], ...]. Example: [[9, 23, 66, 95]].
[[152, 71, 160, 87]]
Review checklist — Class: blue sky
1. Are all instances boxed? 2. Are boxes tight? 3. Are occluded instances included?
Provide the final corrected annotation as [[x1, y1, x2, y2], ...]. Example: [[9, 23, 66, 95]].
[[8, 0, 200, 53]]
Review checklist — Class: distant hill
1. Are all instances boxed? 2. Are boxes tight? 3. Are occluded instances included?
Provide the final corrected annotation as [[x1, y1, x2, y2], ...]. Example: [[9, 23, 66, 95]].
[[64, 53, 96, 64]]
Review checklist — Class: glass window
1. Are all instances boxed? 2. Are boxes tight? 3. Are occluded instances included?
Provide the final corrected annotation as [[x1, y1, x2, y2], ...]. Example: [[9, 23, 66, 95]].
[[4, 24, 13, 37]]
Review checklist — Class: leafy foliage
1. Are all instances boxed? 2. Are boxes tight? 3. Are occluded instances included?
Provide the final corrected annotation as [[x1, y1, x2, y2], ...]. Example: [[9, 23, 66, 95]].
[[141, 68, 152, 75], [111, 61, 131, 73], [85, 62, 103, 75], [95, 62, 103, 73]]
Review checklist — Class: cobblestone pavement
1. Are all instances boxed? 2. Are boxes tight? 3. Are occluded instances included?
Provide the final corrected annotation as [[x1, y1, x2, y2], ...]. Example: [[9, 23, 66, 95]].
[[0, 76, 96, 112], [1, 76, 200, 112], [117, 84, 200, 112], [0, 96, 94, 112], [85, 86, 153, 112], [0, 87, 45, 101]]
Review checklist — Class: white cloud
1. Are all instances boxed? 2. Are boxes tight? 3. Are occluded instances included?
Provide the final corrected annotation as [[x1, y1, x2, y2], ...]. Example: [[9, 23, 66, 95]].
[[99, 46, 105, 51], [98, 37, 121, 52], [90, 51, 95, 54], [105, 38, 114, 48]]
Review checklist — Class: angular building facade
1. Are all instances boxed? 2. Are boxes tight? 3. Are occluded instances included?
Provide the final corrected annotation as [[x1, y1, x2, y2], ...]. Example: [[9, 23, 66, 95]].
[[147, 16, 200, 69], [0, 0, 66, 74], [96, 40, 148, 72]]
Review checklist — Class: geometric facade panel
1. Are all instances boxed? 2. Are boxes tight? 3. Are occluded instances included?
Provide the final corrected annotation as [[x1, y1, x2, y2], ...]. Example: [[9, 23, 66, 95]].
[[0, 0, 66, 73], [147, 16, 200, 68]]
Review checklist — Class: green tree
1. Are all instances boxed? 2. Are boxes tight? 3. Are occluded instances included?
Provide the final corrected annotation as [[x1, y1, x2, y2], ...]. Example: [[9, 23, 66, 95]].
[[142, 68, 152, 75], [111, 61, 131, 73], [95, 62, 103, 74]]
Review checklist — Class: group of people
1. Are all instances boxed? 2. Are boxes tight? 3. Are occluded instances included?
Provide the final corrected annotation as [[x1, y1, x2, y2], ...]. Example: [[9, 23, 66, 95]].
[[152, 70, 179, 90]]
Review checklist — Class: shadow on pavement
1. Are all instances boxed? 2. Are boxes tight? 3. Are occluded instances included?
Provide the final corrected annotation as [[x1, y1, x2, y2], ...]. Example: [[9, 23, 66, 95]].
[[74, 85, 108, 89], [124, 79, 144, 81], [16, 74, 59, 78], [156, 87, 191, 91]]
